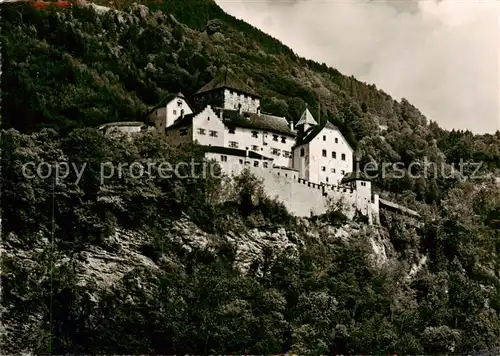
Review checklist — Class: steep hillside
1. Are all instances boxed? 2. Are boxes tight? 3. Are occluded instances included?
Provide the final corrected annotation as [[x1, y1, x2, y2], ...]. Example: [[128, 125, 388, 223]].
[[2, 0, 500, 205], [2, 128, 500, 354], [2, 1, 500, 354]]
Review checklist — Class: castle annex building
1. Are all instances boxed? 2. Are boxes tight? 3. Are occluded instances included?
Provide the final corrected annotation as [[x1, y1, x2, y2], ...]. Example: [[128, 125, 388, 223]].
[[102, 69, 420, 224], [156, 69, 354, 187]]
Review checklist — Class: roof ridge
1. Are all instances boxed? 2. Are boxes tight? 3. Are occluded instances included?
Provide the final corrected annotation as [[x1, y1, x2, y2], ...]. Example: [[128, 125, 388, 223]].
[[195, 69, 260, 97], [296, 107, 318, 127]]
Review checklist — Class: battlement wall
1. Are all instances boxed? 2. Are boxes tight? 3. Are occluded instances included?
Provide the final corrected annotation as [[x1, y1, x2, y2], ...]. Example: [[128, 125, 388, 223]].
[[209, 155, 379, 222]]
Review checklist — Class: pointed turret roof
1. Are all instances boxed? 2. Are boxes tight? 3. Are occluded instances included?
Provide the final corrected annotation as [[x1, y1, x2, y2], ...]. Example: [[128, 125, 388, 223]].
[[340, 170, 371, 184], [195, 67, 260, 98], [293, 120, 339, 147], [296, 107, 318, 127]]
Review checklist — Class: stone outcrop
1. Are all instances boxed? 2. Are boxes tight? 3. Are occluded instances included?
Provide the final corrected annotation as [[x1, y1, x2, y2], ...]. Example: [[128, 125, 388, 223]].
[[204, 19, 225, 35]]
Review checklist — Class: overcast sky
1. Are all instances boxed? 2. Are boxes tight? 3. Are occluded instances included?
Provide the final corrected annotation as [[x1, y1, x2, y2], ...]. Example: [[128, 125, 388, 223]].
[[216, 0, 500, 134]]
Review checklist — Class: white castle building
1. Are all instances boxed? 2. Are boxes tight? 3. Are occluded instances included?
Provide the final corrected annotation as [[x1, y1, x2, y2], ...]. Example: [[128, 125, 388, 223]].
[[148, 68, 380, 224], [102, 69, 421, 225]]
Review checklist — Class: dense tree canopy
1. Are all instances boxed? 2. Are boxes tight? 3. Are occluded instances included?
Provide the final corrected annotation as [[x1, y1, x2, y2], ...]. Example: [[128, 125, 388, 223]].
[[1, 1, 500, 354]]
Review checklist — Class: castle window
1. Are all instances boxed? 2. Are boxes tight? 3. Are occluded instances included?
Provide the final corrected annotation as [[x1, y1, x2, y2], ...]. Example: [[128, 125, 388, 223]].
[[239, 159, 243, 164], [197, 128, 206, 135], [254, 161, 259, 167], [263, 162, 268, 168], [335, 138, 338, 143], [173, 110, 177, 116], [321, 166, 326, 171], [271, 148, 281, 156], [209, 130, 218, 137], [283, 151, 290, 158], [221, 155, 228, 162], [281, 136, 286, 143], [341, 153, 346, 160], [323, 135, 326, 141], [179, 128, 188, 136], [251, 131, 258, 138], [229, 128, 235, 134], [177, 100, 182, 106], [300, 148, 305, 157], [326, 177, 329, 182], [332, 151, 336, 159], [341, 170, 345, 175], [322, 149, 327, 157], [251, 145, 259, 151], [331, 168, 335, 173], [273, 135, 278, 141], [229, 141, 238, 148]]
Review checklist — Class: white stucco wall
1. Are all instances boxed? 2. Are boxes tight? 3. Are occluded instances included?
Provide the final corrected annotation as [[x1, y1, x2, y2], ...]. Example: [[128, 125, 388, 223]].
[[262, 130, 295, 167], [223, 89, 260, 113], [224, 126, 261, 151], [293, 144, 310, 181], [226, 126, 295, 167], [294, 126, 353, 186], [209, 153, 379, 222], [192, 106, 225, 147], [153, 95, 193, 131]]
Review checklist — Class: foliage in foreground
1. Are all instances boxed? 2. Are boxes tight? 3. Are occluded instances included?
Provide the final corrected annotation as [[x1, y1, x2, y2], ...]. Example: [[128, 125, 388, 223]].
[[2, 129, 500, 354]]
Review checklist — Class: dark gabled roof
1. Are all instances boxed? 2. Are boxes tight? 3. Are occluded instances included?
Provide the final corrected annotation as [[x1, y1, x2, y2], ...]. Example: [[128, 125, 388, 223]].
[[195, 68, 260, 98], [379, 198, 421, 218], [202, 145, 273, 160], [294, 120, 339, 146], [340, 170, 371, 184], [147, 93, 180, 116], [273, 165, 299, 172], [165, 113, 196, 130], [147, 92, 197, 116], [98, 121, 145, 130], [222, 109, 296, 137]]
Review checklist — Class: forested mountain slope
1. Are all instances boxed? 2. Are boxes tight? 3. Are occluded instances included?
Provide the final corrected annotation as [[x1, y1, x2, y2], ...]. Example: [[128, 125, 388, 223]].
[[1, 1, 500, 354], [2, 128, 500, 354], [2, 0, 500, 204]]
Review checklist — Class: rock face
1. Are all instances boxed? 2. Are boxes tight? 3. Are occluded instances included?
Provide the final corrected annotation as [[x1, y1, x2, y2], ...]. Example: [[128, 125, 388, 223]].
[[204, 19, 224, 35], [1, 217, 396, 291], [170, 217, 301, 274], [1, 216, 413, 354]]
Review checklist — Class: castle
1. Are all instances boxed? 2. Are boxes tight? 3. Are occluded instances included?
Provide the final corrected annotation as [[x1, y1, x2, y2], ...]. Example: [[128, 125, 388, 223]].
[[100, 68, 421, 225]]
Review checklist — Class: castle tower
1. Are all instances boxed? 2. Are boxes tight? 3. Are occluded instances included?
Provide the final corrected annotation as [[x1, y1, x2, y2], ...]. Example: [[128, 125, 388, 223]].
[[295, 105, 318, 132], [340, 170, 372, 216], [193, 67, 261, 114]]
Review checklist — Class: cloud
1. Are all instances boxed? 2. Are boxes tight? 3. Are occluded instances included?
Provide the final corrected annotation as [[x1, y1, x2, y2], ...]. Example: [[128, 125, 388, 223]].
[[216, 0, 500, 134]]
